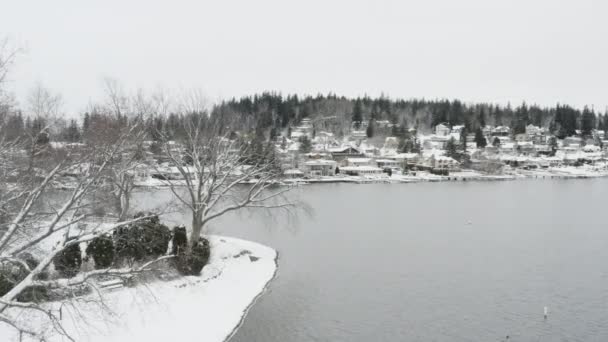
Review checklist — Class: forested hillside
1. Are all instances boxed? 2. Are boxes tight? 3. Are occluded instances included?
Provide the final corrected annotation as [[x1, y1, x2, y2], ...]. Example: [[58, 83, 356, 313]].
[[2, 93, 608, 143], [211, 93, 608, 139]]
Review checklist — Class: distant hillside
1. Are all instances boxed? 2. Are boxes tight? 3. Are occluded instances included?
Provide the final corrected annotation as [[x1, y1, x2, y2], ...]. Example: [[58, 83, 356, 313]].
[[211, 93, 608, 139]]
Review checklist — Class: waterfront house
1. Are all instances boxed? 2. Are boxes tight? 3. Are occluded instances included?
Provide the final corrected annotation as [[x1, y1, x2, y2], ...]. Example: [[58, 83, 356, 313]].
[[386, 153, 420, 168], [429, 155, 460, 170], [303, 159, 337, 177], [339, 165, 383, 176], [345, 158, 376, 167], [283, 169, 304, 179], [375, 159, 401, 170]]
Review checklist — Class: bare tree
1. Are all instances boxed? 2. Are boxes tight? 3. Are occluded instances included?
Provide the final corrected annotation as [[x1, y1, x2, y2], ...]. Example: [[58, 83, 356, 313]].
[[159, 98, 299, 252], [26, 83, 62, 119], [0, 120, 172, 339], [102, 78, 129, 120], [0, 38, 20, 97]]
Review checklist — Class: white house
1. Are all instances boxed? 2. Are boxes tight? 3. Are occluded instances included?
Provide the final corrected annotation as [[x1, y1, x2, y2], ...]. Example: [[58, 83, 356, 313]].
[[302, 159, 337, 177], [339, 165, 383, 176], [346, 158, 376, 167], [451, 125, 465, 134], [435, 123, 450, 136], [375, 159, 401, 170]]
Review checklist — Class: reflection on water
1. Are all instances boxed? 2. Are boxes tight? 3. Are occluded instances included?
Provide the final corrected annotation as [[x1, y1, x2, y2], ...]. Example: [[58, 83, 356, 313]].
[[133, 179, 608, 341]]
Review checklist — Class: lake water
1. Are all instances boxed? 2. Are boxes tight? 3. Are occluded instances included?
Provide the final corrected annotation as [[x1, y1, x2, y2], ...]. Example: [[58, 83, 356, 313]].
[[134, 179, 608, 341]]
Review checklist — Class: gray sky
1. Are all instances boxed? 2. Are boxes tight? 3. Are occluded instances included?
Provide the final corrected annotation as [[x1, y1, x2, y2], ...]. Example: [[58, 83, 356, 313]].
[[3, 0, 608, 115]]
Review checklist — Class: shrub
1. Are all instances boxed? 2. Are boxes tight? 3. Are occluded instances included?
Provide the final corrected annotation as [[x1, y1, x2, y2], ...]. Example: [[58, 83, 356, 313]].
[[0, 255, 49, 302], [172, 226, 188, 255], [86, 235, 115, 269], [0, 266, 24, 297], [175, 237, 211, 276], [19, 253, 48, 280], [53, 243, 82, 278], [17, 285, 50, 303], [114, 213, 171, 264]]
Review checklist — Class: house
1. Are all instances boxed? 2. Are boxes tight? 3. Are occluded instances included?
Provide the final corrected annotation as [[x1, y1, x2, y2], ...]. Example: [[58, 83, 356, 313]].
[[329, 146, 365, 161], [429, 155, 459, 170], [345, 158, 376, 167], [583, 145, 601, 153], [351, 130, 367, 139], [383, 137, 399, 149], [375, 159, 401, 170], [499, 142, 516, 155], [482, 125, 494, 137], [283, 169, 304, 178], [492, 126, 511, 137], [302, 160, 337, 177], [339, 165, 383, 176], [525, 124, 543, 138], [313, 131, 335, 148], [563, 136, 583, 147], [435, 123, 450, 136], [375, 120, 392, 128], [424, 135, 450, 150], [516, 141, 535, 155], [451, 125, 465, 134], [386, 153, 420, 168], [535, 144, 552, 155]]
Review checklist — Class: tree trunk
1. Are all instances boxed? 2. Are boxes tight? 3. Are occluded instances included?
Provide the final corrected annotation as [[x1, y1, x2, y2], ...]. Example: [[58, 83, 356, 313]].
[[190, 212, 203, 249], [118, 192, 129, 221]]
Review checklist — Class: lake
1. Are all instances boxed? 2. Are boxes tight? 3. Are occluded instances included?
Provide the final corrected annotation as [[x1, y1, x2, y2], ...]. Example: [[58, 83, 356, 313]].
[[134, 178, 608, 341]]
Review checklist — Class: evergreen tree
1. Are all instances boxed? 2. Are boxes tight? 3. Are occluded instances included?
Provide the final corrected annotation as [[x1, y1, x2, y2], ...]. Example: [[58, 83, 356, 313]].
[[492, 136, 501, 147], [82, 113, 90, 137], [581, 106, 595, 137], [548, 136, 558, 156], [366, 120, 375, 138], [513, 102, 529, 134], [474, 127, 487, 148], [445, 137, 458, 159], [298, 136, 312, 153], [4, 113, 24, 141], [63, 119, 81, 142], [459, 127, 468, 152], [352, 99, 363, 129]]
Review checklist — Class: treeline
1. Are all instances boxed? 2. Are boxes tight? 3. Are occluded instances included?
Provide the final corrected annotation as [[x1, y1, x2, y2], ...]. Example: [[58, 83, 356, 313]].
[[2, 93, 608, 144], [212, 93, 608, 139]]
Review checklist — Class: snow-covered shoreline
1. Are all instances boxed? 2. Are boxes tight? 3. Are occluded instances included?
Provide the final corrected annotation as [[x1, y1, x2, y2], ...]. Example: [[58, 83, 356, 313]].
[[1, 236, 278, 342]]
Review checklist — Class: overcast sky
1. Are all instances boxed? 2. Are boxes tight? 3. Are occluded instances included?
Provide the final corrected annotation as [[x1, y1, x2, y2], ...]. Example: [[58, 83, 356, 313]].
[[3, 0, 608, 115]]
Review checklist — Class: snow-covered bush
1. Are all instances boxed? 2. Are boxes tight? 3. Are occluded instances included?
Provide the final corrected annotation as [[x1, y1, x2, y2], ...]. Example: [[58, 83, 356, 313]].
[[175, 237, 210, 275], [114, 213, 171, 264], [85, 235, 115, 269], [53, 243, 83, 278]]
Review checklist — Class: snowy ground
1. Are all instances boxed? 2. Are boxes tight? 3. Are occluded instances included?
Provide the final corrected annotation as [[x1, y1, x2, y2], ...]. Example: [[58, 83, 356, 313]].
[[1, 236, 278, 342]]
